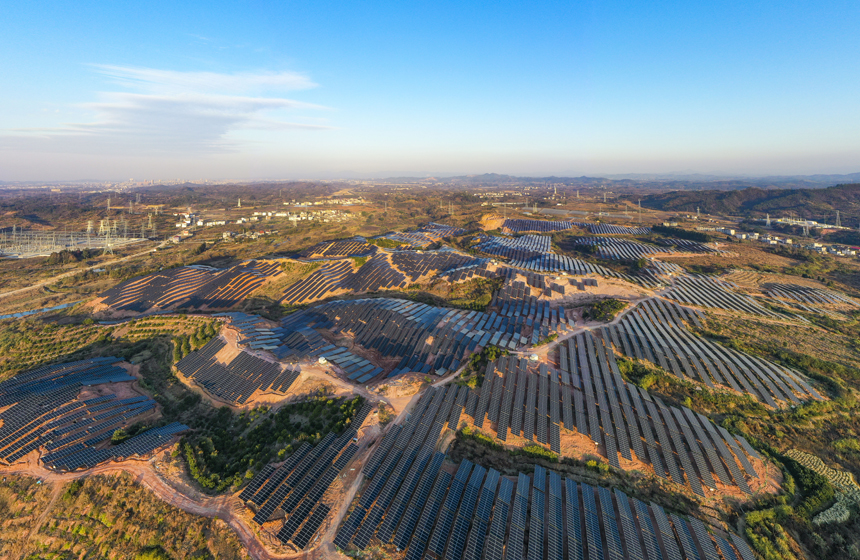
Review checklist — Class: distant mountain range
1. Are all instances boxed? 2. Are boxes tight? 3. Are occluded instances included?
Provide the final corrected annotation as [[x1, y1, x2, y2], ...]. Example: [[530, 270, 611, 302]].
[[640, 182, 860, 225], [375, 172, 860, 191]]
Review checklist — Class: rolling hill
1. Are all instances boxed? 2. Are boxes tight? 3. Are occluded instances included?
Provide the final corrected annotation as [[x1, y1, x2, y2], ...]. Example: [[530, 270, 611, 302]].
[[641, 183, 860, 224]]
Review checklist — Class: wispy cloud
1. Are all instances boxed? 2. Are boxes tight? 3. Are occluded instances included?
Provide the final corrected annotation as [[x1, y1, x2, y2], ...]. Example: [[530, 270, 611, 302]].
[[2, 65, 330, 155], [90, 64, 317, 94]]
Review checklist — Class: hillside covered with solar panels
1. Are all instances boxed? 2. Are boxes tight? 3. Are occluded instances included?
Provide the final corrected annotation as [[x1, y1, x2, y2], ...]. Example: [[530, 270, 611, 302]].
[[5, 194, 860, 560]]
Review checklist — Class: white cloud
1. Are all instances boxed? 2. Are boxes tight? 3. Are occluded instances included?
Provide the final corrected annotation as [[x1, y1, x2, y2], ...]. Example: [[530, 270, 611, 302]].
[[90, 64, 317, 94], [1, 65, 330, 156]]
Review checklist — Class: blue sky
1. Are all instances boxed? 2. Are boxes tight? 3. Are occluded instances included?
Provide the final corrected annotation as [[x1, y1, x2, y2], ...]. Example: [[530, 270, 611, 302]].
[[2, 1, 859, 181]]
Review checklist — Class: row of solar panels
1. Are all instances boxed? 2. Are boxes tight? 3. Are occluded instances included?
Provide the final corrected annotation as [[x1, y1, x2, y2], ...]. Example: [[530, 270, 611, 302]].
[[0, 358, 164, 466], [663, 276, 780, 318], [381, 223, 466, 248], [298, 238, 378, 258], [656, 237, 724, 254], [469, 335, 761, 498], [99, 261, 277, 312], [43, 422, 189, 471], [489, 279, 572, 331], [335, 384, 469, 552], [568, 236, 675, 261], [502, 219, 577, 233], [176, 338, 301, 404], [239, 401, 373, 549], [337, 388, 754, 560], [764, 282, 857, 306], [281, 298, 530, 377], [607, 299, 821, 406]]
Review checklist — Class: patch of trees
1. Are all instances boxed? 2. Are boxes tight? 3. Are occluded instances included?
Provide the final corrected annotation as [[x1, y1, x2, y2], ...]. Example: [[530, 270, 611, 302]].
[[582, 298, 626, 322], [44, 248, 98, 265], [182, 395, 364, 492], [651, 225, 712, 242], [172, 323, 219, 362]]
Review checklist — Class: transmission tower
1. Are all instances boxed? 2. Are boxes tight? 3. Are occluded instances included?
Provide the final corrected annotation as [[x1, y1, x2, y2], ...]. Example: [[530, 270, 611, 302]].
[[103, 227, 113, 255], [766, 213, 771, 226], [107, 197, 111, 212], [836, 211, 841, 228]]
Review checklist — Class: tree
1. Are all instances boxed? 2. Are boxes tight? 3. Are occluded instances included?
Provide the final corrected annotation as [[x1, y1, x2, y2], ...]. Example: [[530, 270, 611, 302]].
[[111, 428, 129, 444]]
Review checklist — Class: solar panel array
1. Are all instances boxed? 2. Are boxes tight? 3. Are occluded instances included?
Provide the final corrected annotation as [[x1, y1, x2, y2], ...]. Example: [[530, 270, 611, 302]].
[[0, 357, 184, 470], [334, 385, 466, 552], [470, 234, 663, 285], [663, 275, 781, 317], [488, 278, 572, 345], [319, 347, 384, 384], [298, 238, 378, 259], [238, 401, 371, 549], [240, 430, 359, 549], [99, 260, 280, 312], [467, 332, 763, 497], [502, 219, 578, 233], [336, 439, 756, 560], [213, 311, 286, 350], [606, 299, 822, 406], [382, 222, 466, 248], [281, 250, 482, 305], [275, 297, 530, 377], [589, 224, 652, 235], [764, 282, 859, 307], [474, 234, 553, 259], [43, 422, 189, 471], [656, 237, 725, 254], [568, 236, 675, 260], [176, 338, 300, 404]]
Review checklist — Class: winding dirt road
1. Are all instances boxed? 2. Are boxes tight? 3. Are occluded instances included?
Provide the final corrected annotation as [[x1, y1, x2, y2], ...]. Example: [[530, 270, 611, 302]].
[[0, 244, 152, 302], [0, 456, 317, 560]]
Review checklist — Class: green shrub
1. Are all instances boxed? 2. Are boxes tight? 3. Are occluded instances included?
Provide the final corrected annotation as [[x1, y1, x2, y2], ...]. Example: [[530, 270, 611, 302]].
[[582, 299, 627, 322], [834, 438, 860, 453], [520, 444, 558, 463]]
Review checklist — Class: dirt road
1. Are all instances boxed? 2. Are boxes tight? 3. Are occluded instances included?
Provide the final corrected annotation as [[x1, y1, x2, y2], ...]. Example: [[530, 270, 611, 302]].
[[0, 244, 153, 301], [0, 457, 322, 560]]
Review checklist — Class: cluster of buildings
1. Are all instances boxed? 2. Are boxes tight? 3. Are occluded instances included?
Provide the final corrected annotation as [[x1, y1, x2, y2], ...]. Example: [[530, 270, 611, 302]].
[[174, 212, 228, 229], [696, 227, 858, 257], [254, 209, 352, 224], [804, 243, 857, 257], [285, 197, 364, 206], [172, 208, 353, 230]]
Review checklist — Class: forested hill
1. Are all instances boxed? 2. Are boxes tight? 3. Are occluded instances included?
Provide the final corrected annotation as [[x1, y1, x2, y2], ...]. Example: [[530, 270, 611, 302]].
[[641, 183, 860, 223]]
